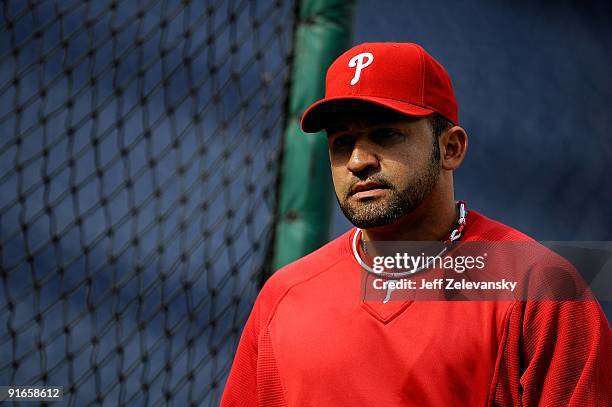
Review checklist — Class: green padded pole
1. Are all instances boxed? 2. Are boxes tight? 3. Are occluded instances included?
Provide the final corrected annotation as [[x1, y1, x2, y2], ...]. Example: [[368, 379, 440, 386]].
[[271, 0, 355, 271]]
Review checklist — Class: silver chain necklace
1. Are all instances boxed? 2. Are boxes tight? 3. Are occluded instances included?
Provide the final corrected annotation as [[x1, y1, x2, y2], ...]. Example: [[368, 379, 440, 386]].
[[352, 201, 468, 303]]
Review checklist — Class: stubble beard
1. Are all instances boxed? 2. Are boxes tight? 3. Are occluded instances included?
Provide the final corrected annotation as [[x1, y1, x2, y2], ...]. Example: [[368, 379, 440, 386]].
[[337, 146, 441, 229]]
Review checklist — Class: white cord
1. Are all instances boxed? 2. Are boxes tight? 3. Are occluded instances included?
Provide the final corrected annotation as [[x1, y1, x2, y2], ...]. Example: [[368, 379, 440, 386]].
[[352, 202, 467, 279]]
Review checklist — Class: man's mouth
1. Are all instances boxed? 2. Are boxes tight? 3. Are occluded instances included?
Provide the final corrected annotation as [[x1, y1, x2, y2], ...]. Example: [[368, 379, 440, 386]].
[[349, 181, 390, 199]]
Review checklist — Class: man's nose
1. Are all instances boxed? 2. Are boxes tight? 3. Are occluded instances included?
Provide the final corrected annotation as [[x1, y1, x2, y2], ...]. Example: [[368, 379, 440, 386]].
[[346, 140, 379, 174]]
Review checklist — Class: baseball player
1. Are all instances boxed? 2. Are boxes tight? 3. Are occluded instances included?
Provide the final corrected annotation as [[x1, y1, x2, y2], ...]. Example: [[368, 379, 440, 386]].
[[221, 43, 611, 406]]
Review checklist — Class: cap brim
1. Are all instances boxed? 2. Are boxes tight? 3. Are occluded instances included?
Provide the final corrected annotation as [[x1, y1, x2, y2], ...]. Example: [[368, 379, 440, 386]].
[[300, 96, 434, 133]]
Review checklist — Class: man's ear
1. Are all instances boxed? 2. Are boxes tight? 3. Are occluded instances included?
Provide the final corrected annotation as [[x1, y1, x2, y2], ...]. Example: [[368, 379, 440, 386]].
[[439, 126, 468, 171]]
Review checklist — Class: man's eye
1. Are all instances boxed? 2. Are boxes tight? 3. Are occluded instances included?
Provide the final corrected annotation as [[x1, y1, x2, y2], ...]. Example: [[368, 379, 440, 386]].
[[372, 129, 402, 142], [374, 129, 401, 138], [332, 135, 353, 148]]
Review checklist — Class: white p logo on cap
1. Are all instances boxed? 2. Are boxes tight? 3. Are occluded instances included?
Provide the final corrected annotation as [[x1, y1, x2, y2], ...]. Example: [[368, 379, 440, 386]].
[[348, 52, 373, 85]]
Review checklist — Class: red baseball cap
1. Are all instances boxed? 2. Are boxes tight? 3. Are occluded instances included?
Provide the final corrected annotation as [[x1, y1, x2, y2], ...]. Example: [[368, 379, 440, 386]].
[[300, 42, 458, 133]]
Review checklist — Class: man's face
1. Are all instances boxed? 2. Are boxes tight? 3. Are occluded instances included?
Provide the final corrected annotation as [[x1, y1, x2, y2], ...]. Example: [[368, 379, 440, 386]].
[[326, 110, 440, 229]]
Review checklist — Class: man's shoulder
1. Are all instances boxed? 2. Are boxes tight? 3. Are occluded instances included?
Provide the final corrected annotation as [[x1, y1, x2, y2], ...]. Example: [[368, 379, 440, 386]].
[[466, 210, 535, 241], [468, 210, 593, 300], [466, 209, 554, 267], [257, 229, 354, 305]]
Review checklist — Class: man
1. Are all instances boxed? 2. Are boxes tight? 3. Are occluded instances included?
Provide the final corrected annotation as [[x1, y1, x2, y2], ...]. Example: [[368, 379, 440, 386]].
[[221, 43, 610, 406]]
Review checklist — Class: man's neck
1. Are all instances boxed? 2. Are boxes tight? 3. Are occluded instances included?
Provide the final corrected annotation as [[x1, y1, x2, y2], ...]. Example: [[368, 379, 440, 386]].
[[362, 196, 458, 242]]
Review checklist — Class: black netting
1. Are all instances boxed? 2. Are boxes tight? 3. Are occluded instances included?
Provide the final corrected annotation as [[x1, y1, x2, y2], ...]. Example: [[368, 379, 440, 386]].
[[0, 0, 296, 404]]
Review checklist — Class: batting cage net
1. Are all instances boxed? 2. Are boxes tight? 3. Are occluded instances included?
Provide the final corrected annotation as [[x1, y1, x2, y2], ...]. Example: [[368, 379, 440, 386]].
[[0, 0, 296, 404]]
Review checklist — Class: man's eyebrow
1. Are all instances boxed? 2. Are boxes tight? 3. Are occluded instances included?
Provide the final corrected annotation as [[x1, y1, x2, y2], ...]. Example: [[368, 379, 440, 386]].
[[370, 125, 405, 133]]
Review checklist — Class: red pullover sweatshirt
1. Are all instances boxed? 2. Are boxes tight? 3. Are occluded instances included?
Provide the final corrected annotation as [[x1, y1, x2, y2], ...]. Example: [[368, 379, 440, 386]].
[[221, 211, 611, 406]]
